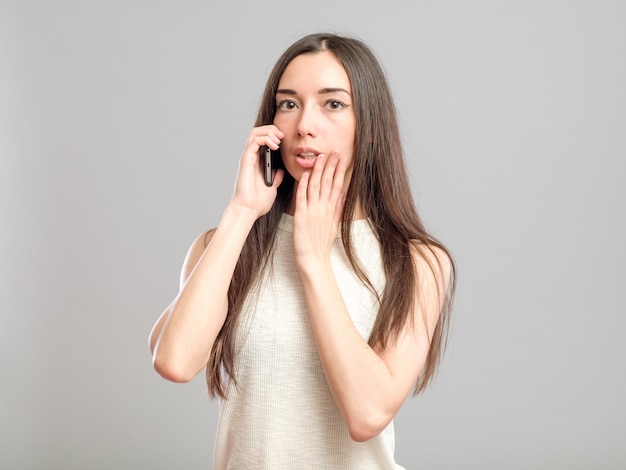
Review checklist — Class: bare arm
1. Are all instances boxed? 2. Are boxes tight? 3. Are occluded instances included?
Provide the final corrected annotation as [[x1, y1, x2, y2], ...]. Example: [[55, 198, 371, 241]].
[[292, 152, 451, 441], [148, 125, 285, 382], [298, 245, 450, 442], [149, 206, 259, 382]]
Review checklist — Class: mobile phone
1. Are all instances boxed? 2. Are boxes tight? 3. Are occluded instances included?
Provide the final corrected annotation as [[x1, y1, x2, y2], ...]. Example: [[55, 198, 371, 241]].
[[263, 146, 275, 186]]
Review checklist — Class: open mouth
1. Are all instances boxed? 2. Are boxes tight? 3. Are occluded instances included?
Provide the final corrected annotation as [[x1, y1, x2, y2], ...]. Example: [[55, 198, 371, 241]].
[[294, 151, 320, 169], [297, 152, 318, 160]]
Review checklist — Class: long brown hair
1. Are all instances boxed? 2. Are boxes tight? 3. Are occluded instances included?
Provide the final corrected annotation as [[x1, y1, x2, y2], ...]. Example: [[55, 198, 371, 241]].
[[206, 33, 456, 398]]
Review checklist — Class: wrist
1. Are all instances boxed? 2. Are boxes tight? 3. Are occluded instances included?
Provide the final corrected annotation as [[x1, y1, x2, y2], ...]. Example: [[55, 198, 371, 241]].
[[220, 202, 260, 232], [223, 201, 263, 223], [296, 257, 333, 282]]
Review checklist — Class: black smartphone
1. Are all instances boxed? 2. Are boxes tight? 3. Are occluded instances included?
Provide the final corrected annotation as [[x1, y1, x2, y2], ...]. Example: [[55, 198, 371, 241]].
[[262, 146, 281, 186]]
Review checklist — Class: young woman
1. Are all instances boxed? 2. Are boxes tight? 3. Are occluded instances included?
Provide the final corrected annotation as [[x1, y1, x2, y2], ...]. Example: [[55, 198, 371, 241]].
[[149, 32, 455, 469]]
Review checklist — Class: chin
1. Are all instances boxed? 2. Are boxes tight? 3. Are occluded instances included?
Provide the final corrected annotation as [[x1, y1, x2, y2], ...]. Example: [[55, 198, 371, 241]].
[[282, 165, 303, 182]]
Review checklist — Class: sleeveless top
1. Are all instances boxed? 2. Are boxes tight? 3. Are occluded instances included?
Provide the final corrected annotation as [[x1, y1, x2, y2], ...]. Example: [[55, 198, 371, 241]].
[[213, 214, 405, 470]]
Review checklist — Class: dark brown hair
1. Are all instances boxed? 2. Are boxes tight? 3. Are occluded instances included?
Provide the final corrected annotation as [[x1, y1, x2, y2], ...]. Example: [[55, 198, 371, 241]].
[[206, 33, 456, 398]]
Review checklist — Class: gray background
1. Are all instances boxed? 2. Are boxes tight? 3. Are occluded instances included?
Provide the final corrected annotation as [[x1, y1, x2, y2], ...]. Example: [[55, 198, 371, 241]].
[[2, 1, 624, 469]]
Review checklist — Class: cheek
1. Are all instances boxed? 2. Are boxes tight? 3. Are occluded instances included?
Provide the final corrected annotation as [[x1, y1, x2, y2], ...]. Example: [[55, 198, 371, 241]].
[[272, 113, 292, 128], [340, 127, 356, 154]]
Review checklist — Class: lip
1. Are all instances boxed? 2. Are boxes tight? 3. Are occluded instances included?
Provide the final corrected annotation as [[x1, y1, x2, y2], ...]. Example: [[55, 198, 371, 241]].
[[294, 147, 322, 169]]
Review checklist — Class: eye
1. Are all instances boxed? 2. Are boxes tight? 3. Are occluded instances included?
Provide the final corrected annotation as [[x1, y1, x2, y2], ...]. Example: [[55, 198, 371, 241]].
[[277, 99, 298, 110], [325, 100, 347, 111]]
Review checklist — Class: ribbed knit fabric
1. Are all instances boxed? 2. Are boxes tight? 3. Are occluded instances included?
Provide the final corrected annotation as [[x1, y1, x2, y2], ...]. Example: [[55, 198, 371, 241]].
[[213, 213, 405, 470]]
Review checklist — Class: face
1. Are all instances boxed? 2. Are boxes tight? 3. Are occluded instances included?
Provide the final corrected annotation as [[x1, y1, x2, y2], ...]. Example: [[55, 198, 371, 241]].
[[273, 51, 356, 184]]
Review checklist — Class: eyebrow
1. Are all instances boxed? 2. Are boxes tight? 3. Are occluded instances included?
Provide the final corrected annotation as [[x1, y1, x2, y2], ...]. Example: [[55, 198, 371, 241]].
[[276, 87, 352, 96]]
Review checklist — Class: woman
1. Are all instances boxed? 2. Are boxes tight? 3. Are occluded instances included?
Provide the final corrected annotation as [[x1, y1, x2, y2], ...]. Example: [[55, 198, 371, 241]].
[[149, 32, 455, 469]]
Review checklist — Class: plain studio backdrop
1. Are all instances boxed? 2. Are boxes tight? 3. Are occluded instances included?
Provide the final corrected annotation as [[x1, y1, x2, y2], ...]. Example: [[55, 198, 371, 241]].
[[1, 1, 624, 469]]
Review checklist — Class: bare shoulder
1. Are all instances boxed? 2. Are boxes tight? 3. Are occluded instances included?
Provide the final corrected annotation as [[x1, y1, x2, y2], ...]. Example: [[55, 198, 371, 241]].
[[409, 241, 453, 288], [402, 241, 454, 343], [179, 229, 216, 288]]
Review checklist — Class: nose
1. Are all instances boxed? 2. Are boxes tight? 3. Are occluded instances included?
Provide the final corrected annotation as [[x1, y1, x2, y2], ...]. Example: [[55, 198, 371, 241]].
[[296, 106, 318, 138]]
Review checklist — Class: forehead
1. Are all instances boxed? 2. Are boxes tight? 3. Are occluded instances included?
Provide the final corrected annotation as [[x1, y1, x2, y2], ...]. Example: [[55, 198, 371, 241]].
[[278, 51, 351, 92]]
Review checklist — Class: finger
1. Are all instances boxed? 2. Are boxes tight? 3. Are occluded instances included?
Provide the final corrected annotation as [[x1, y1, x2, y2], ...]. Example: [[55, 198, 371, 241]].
[[320, 151, 340, 202], [263, 124, 284, 141], [251, 135, 281, 151], [271, 169, 285, 189], [247, 126, 283, 151], [295, 171, 310, 213], [252, 124, 283, 138], [334, 191, 346, 225], [306, 153, 327, 201], [241, 133, 282, 172], [261, 125, 284, 147], [329, 155, 348, 202]]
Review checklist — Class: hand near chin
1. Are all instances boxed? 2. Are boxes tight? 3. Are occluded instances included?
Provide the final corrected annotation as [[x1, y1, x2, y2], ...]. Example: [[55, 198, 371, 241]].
[[292, 151, 348, 271]]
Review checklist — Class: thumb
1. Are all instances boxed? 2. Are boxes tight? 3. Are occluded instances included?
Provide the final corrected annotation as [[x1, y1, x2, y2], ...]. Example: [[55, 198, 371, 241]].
[[271, 169, 285, 188]]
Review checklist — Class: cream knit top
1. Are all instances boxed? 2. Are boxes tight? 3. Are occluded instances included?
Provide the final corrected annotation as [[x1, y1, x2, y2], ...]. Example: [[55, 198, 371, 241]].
[[213, 214, 405, 470]]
